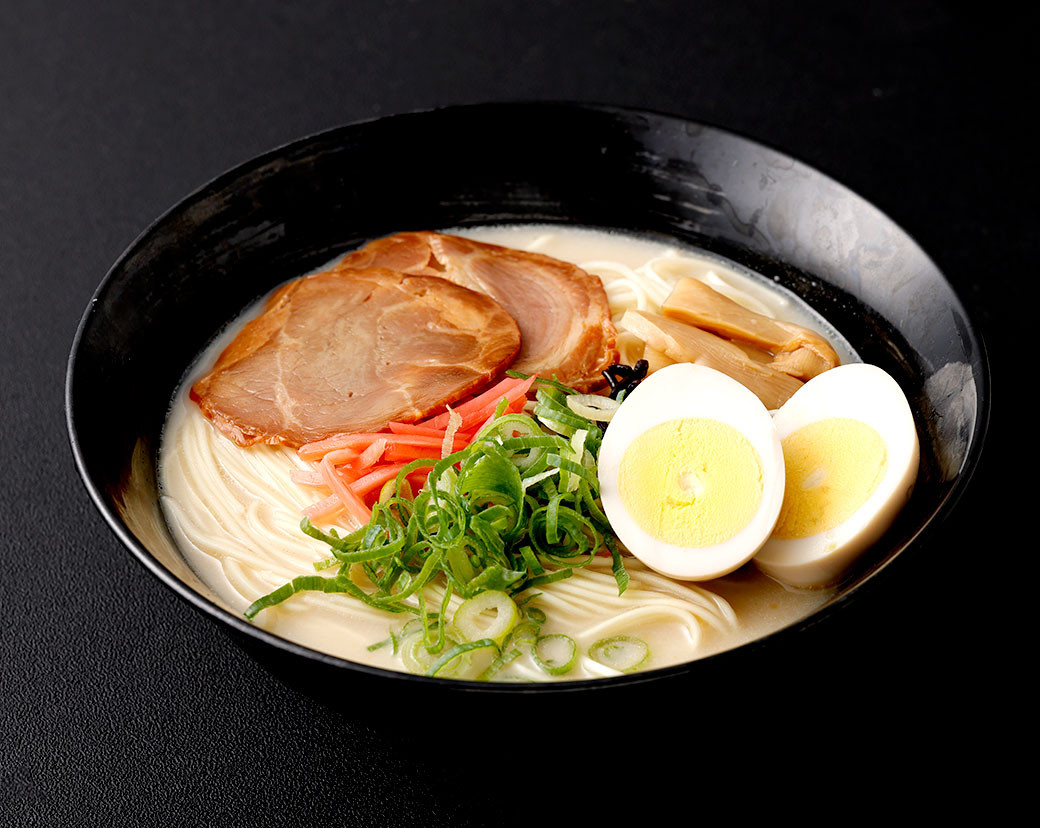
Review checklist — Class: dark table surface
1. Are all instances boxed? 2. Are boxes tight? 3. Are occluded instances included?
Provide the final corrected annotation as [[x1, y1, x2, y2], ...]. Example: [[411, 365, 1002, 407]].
[[2, 1, 1022, 823]]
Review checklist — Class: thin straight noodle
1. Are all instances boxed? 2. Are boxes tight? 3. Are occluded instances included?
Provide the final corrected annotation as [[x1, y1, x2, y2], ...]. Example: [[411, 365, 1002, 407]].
[[553, 579, 726, 628], [170, 409, 339, 587], [621, 568, 737, 627], [224, 440, 311, 507], [524, 566, 731, 639], [636, 261, 676, 305], [161, 497, 238, 556], [524, 233, 554, 252], [535, 577, 727, 636], [206, 445, 309, 542], [185, 418, 252, 532], [573, 605, 703, 648], [603, 280, 646, 316], [527, 584, 613, 617], [579, 560, 738, 628], [548, 561, 733, 625], [579, 261, 650, 320], [293, 590, 389, 629], [166, 465, 264, 557], [242, 500, 287, 548], [579, 251, 778, 321], [582, 260, 641, 280], [224, 557, 271, 600], [574, 658, 625, 679]]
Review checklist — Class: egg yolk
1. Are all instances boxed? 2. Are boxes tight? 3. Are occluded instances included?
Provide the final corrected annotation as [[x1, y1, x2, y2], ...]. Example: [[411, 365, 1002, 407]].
[[618, 418, 763, 548], [772, 418, 887, 539]]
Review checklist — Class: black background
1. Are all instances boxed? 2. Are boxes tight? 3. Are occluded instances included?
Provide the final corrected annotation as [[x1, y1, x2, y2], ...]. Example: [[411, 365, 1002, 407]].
[[2, 2, 1022, 824]]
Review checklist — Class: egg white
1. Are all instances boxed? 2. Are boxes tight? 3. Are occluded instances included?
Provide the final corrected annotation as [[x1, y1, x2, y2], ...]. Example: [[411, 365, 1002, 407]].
[[598, 363, 786, 581], [754, 363, 920, 588]]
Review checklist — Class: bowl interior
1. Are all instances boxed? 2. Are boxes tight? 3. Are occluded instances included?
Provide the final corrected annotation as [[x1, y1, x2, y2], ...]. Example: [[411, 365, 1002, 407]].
[[67, 103, 988, 694]]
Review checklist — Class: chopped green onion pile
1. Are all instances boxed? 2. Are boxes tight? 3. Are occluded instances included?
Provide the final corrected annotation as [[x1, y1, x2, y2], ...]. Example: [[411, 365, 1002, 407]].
[[245, 376, 635, 680]]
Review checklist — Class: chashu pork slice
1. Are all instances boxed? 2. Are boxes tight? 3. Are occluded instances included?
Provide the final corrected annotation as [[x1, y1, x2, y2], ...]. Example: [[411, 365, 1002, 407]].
[[333, 232, 618, 392], [190, 268, 521, 448]]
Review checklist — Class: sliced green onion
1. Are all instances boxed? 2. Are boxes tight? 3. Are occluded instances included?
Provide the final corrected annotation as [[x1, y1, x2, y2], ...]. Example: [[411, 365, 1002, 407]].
[[566, 394, 620, 422], [505, 620, 541, 650], [424, 638, 499, 678], [452, 590, 519, 646], [401, 631, 462, 676], [546, 454, 599, 491], [523, 568, 573, 589], [519, 546, 544, 576], [603, 533, 629, 596], [420, 583, 453, 654], [250, 390, 633, 683], [243, 573, 396, 620], [532, 634, 578, 676], [534, 404, 592, 434], [505, 369, 578, 396], [526, 606, 546, 624], [477, 645, 524, 681], [588, 636, 649, 673], [379, 475, 412, 504], [521, 468, 560, 490]]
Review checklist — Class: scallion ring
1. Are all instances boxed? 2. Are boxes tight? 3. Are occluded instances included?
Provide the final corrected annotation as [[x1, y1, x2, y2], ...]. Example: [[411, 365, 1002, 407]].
[[588, 635, 649, 673], [532, 634, 578, 676], [504, 621, 541, 652], [424, 638, 499, 678], [452, 590, 519, 646], [566, 394, 621, 422], [401, 631, 462, 676]]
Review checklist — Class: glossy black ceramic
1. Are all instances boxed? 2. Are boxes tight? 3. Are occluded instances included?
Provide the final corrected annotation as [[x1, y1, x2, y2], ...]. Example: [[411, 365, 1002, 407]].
[[67, 103, 988, 711]]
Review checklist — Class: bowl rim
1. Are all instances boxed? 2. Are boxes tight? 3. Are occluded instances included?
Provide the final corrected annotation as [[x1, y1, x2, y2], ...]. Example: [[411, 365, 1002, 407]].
[[65, 100, 992, 694]]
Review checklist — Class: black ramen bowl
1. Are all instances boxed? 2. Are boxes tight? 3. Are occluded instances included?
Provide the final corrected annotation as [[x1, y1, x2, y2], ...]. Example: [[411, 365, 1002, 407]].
[[66, 103, 988, 716]]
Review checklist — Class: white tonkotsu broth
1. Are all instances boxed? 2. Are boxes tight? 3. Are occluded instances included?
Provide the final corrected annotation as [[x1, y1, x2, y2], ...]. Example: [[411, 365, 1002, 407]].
[[159, 225, 850, 681]]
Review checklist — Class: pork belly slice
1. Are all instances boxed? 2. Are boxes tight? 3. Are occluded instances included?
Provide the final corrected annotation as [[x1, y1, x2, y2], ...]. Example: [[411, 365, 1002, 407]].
[[333, 232, 618, 392], [190, 268, 521, 448]]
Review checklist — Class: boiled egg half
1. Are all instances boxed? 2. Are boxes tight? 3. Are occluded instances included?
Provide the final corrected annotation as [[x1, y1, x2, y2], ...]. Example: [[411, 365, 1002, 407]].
[[754, 363, 919, 587], [598, 363, 785, 581]]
